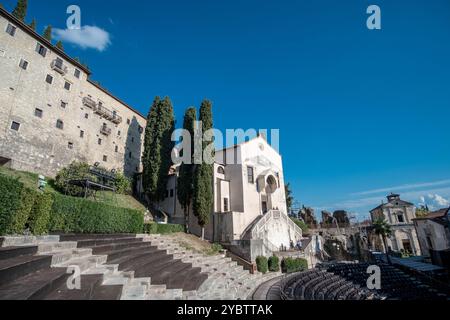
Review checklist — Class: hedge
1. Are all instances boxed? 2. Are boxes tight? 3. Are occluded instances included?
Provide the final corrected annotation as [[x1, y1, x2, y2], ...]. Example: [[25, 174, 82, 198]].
[[281, 257, 308, 273], [0, 173, 144, 236], [143, 222, 158, 234], [256, 256, 269, 274], [268, 255, 280, 272], [50, 194, 144, 234], [29, 192, 53, 235], [12, 187, 38, 234], [144, 222, 184, 235], [0, 174, 24, 235]]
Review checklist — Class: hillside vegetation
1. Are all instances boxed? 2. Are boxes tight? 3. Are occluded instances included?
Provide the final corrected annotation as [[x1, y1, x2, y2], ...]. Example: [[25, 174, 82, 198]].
[[0, 166, 146, 211]]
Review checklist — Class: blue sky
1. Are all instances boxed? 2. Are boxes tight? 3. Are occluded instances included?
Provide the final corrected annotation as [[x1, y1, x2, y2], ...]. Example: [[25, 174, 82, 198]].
[[5, 0, 450, 220]]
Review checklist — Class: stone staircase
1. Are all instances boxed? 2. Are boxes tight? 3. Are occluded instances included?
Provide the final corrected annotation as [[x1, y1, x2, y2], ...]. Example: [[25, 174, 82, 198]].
[[0, 234, 280, 300], [142, 234, 282, 300]]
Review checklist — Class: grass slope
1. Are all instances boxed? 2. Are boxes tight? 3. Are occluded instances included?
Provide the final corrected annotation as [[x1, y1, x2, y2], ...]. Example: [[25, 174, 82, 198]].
[[0, 166, 146, 211]]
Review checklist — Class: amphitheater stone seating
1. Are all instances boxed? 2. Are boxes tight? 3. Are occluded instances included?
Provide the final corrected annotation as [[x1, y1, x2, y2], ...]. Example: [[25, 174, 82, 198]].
[[0, 234, 280, 300], [256, 261, 450, 300]]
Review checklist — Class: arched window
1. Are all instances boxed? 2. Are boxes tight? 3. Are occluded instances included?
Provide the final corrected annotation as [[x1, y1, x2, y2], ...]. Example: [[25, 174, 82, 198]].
[[217, 166, 225, 175], [266, 175, 278, 193]]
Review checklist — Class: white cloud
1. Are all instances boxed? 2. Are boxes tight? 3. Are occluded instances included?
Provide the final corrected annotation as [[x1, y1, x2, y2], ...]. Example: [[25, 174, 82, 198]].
[[418, 194, 450, 210], [351, 179, 450, 196], [316, 186, 450, 215], [53, 26, 111, 51]]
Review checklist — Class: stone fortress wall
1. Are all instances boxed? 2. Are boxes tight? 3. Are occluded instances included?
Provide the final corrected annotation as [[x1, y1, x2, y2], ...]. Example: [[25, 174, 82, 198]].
[[0, 8, 146, 177]]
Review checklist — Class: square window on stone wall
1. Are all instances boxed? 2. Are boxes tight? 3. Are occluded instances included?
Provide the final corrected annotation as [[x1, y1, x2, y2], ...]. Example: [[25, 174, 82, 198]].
[[64, 81, 71, 91], [98, 139, 102, 145], [61, 101, 67, 108], [85, 113, 89, 119], [19, 59, 28, 70], [103, 155, 107, 162], [247, 166, 254, 184], [36, 43, 47, 57], [68, 142, 74, 149], [80, 130, 84, 138], [10, 121, 20, 131], [115, 145, 118, 153], [56, 120, 64, 130], [74, 69, 81, 79], [6, 24, 16, 37], [34, 108, 43, 118], [45, 74, 53, 84]]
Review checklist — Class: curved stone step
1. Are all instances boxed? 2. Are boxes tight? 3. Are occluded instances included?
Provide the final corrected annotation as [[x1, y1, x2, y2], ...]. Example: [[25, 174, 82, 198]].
[[91, 240, 153, 255], [0, 254, 52, 285], [55, 255, 108, 273], [38, 242, 78, 254], [77, 237, 141, 248], [0, 267, 68, 300], [0, 246, 38, 260], [118, 251, 173, 272], [44, 248, 93, 266], [59, 234, 135, 242], [102, 246, 158, 263], [43, 274, 103, 300]]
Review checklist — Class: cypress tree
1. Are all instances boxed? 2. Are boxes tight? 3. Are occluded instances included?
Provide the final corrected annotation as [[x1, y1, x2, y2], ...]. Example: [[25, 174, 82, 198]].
[[43, 25, 52, 42], [142, 97, 161, 202], [12, 0, 27, 21], [193, 99, 214, 240], [142, 97, 175, 204], [56, 41, 64, 51], [177, 107, 197, 233], [156, 97, 175, 201], [29, 18, 36, 31]]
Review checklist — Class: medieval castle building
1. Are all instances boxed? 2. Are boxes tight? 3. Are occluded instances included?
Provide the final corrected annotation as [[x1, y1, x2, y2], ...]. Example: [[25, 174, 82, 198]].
[[0, 8, 146, 178]]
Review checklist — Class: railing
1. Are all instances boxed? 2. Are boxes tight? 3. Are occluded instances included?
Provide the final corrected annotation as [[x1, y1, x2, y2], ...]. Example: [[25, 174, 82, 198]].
[[94, 104, 110, 116], [111, 114, 123, 124], [100, 125, 112, 136], [263, 237, 281, 253], [51, 59, 68, 75], [251, 210, 276, 239], [83, 98, 122, 125], [251, 210, 303, 241], [82, 97, 96, 109]]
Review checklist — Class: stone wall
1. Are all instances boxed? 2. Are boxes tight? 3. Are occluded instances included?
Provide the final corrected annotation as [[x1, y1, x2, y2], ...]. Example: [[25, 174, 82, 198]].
[[0, 12, 146, 178]]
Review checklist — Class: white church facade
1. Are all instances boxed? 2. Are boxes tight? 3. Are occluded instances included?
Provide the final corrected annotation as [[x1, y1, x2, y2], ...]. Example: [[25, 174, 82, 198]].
[[158, 136, 303, 262]]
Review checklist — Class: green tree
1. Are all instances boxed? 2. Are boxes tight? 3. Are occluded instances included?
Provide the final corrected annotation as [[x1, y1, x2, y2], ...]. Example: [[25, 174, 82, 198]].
[[56, 40, 64, 51], [142, 97, 175, 204], [290, 217, 309, 235], [29, 18, 36, 31], [43, 25, 52, 42], [193, 99, 214, 240], [156, 97, 176, 201], [373, 218, 393, 264], [12, 0, 27, 21], [142, 97, 160, 201], [177, 107, 197, 233], [416, 205, 429, 218], [285, 183, 294, 214]]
